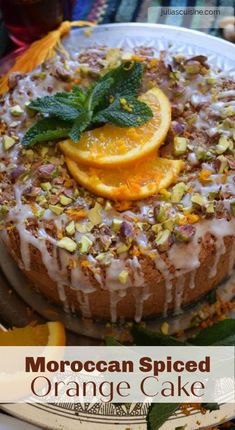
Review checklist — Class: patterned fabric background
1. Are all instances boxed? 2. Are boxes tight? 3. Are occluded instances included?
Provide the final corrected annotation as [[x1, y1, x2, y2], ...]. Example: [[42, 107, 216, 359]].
[[71, 0, 229, 37], [0, 0, 231, 57]]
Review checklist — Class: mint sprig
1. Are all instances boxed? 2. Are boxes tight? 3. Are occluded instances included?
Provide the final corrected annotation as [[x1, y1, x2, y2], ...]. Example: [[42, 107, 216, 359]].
[[132, 319, 235, 347], [22, 61, 153, 147], [105, 319, 234, 430]]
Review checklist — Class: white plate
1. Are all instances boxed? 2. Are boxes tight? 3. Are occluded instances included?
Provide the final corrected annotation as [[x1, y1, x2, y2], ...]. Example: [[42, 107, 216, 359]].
[[1, 23, 235, 430]]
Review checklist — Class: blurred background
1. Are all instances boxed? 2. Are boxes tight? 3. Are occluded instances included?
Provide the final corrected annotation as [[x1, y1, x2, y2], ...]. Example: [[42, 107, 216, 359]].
[[0, 0, 234, 61]]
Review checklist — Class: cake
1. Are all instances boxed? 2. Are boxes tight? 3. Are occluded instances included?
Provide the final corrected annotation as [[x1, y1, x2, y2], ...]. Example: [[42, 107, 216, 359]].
[[0, 44, 234, 322]]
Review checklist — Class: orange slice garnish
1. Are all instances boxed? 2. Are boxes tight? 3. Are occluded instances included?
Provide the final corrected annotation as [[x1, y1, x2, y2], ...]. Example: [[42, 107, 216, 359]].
[[60, 87, 171, 168], [65, 156, 184, 201], [0, 322, 66, 346], [0, 322, 66, 401]]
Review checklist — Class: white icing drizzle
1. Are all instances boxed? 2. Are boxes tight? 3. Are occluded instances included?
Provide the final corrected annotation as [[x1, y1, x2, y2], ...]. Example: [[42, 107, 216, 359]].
[[209, 235, 226, 279], [76, 291, 92, 318], [228, 242, 235, 275], [174, 276, 184, 315], [154, 254, 173, 317], [189, 270, 197, 290], [109, 289, 127, 323]]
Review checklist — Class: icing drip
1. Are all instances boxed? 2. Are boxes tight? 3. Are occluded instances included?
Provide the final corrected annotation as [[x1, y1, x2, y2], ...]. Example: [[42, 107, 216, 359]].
[[189, 270, 197, 290], [228, 242, 235, 275], [109, 289, 127, 323], [155, 254, 173, 317], [209, 236, 226, 279], [174, 276, 184, 315], [76, 291, 92, 318]]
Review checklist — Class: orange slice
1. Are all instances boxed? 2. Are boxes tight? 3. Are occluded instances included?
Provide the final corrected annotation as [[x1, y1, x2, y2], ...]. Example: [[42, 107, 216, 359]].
[[0, 322, 66, 346], [65, 156, 184, 201], [60, 87, 171, 168]]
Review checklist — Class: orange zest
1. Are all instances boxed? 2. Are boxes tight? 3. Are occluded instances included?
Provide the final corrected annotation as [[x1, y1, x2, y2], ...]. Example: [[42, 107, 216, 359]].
[[65, 156, 184, 201], [60, 88, 171, 168]]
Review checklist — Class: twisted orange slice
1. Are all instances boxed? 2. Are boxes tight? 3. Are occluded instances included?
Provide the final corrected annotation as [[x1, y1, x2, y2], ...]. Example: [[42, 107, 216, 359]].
[[65, 156, 183, 201], [60, 88, 171, 168]]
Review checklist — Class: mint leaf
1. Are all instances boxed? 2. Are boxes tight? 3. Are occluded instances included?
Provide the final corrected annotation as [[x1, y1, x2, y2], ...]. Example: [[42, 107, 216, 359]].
[[105, 336, 122, 346], [189, 320, 235, 346], [22, 61, 153, 147], [71, 85, 86, 103], [132, 325, 189, 347], [69, 110, 90, 142], [101, 61, 145, 97], [147, 403, 179, 430], [87, 77, 114, 111], [93, 96, 153, 127], [29, 96, 81, 120], [201, 403, 220, 412], [133, 319, 235, 347], [22, 118, 71, 147], [55, 86, 86, 108]]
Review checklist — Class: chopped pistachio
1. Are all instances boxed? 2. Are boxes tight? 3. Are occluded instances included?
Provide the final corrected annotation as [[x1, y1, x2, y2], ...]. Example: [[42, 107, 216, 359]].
[[116, 244, 129, 254], [206, 77, 216, 85], [162, 219, 174, 232], [225, 106, 235, 117], [173, 136, 188, 155], [33, 72, 46, 79], [171, 182, 186, 203], [112, 218, 122, 232], [96, 252, 106, 261], [60, 195, 73, 206], [184, 61, 201, 74], [118, 270, 129, 284], [105, 201, 112, 211], [88, 202, 102, 225], [174, 225, 196, 242], [76, 222, 93, 233], [41, 182, 52, 192], [159, 189, 171, 201], [73, 189, 79, 198], [217, 155, 228, 173], [3, 135, 16, 151], [230, 201, 235, 217], [65, 221, 75, 236], [78, 236, 93, 254], [49, 204, 64, 215], [215, 136, 230, 154], [160, 321, 169, 335], [154, 205, 167, 222], [151, 224, 162, 234], [10, 121, 18, 128], [0, 205, 9, 216], [40, 146, 49, 157], [36, 208, 45, 218], [191, 193, 207, 207], [206, 201, 215, 214], [57, 237, 77, 253], [9, 104, 24, 116], [36, 196, 47, 206], [136, 222, 145, 230], [196, 147, 210, 161], [24, 149, 34, 158], [155, 229, 171, 246]]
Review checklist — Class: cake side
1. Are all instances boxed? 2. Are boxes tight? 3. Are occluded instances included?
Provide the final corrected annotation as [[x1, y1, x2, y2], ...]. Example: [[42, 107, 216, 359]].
[[0, 45, 234, 322]]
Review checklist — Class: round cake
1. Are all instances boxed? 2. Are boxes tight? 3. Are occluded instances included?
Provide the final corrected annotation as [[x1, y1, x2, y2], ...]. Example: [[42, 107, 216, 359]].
[[0, 41, 234, 322]]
